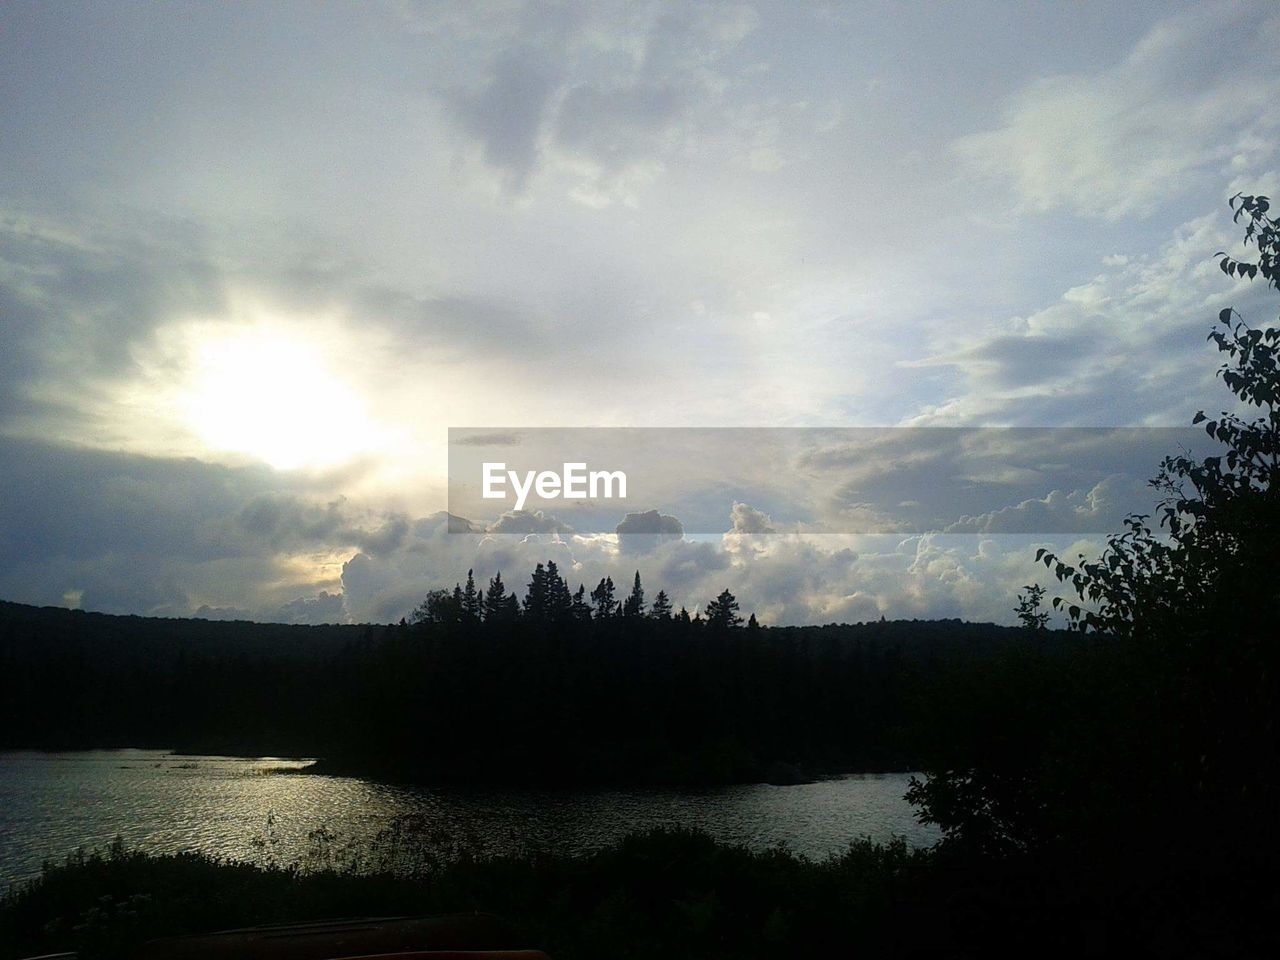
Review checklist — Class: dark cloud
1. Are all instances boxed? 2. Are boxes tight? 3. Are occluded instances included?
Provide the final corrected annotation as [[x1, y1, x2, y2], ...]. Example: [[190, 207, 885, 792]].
[[0, 436, 401, 617], [957, 331, 1098, 390], [0, 437, 280, 567], [811, 428, 1210, 534], [451, 431, 525, 447], [554, 80, 687, 168], [615, 509, 684, 553], [0, 214, 226, 420], [649, 539, 730, 594], [451, 45, 561, 189], [234, 494, 409, 557]]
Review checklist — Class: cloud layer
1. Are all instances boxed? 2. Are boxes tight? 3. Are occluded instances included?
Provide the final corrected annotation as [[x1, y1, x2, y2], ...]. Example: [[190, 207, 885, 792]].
[[1, 1, 1276, 626]]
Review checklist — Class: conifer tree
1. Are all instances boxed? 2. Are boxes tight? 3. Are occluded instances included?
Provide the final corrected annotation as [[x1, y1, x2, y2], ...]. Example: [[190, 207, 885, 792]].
[[545, 560, 573, 622], [461, 569, 482, 624], [523, 563, 549, 621], [704, 589, 743, 628], [484, 572, 517, 622], [590, 576, 618, 619], [571, 583, 593, 621], [622, 571, 645, 617]]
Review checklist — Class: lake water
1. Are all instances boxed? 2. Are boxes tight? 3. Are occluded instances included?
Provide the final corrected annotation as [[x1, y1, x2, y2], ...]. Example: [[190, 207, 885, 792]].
[[0, 751, 938, 889]]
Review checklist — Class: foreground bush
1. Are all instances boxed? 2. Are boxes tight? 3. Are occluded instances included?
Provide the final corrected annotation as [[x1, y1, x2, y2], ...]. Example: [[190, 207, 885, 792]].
[[0, 829, 931, 960]]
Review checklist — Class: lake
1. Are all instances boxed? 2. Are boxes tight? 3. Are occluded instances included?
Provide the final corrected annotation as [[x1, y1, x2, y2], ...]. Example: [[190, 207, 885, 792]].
[[0, 750, 938, 889]]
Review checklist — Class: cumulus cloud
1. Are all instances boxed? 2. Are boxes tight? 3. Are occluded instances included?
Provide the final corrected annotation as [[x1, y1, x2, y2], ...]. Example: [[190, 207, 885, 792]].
[[729, 501, 774, 534], [487, 509, 576, 535], [615, 508, 685, 553], [943, 475, 1147, 534], [335, 500, 1110, 628], [0, 435, 1114, 628], [0, 423, 1218, 627]]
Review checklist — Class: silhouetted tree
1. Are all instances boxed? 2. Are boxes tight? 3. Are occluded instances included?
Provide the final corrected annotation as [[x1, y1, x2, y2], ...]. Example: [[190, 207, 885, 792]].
[[545, 561, 573, 623], [411, 589, 459, 625], [1037, 193, 1279, 644], [461, 570, 482, 624], [570, 583, 593, 622], [483, 572, 518, 622], [523, 563, 549, 622], [650, 590, 673, 619], [1014, 585, 1048, 632], [704, 589, 743, 629], [590, 577, 618, 619], [622, 571, 645, 617], [909, 191, 1280, 859]]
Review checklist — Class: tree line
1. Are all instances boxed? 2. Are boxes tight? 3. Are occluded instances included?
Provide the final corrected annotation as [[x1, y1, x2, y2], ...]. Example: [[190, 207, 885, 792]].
[[411, 563, 748, 629], [0, 592, 1035, 785]]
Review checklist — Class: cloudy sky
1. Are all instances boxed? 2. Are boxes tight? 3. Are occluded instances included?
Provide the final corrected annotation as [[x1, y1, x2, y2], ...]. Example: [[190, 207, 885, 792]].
[[1, 0, 1277, 626]]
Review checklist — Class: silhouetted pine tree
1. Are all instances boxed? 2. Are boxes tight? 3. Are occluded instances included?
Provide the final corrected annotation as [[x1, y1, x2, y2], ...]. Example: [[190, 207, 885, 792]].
[[523, 563, 549, 621], [545, 561, 573, 623], [461, 569, 482, 624], [591, 577, 618, 619], [483, 572, 518, 622], [571, 583, 593, 622], [622, 571, 645, 617], [704, 589, 743, 629]]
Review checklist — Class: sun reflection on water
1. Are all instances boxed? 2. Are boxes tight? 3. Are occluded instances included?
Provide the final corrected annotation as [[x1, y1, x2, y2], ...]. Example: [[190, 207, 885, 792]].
[[0, 750, 937, 887]]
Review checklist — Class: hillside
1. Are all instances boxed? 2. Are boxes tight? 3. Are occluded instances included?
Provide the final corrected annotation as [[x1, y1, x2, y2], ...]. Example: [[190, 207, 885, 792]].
[[0, 598, 1057, 784]]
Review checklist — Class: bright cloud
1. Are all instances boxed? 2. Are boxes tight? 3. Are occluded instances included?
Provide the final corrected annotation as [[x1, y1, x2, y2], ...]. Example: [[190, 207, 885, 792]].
[[954, 4, 1280, 219]]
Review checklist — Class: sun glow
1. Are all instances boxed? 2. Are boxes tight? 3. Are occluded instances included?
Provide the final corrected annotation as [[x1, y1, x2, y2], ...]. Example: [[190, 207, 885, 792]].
[[177, 322, 381, 471]]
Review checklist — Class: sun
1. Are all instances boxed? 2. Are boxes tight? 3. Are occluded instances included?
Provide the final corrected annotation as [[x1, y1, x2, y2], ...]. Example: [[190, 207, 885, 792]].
[[178, 322, 379, 471]]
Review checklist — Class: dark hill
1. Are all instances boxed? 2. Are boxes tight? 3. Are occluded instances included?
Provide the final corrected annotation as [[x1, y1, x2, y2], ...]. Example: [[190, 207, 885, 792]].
[[0, 598, 1063, 785]]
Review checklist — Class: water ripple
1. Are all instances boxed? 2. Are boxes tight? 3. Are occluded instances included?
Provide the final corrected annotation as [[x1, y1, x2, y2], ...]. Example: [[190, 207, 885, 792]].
[[0, 750, 937, 888]]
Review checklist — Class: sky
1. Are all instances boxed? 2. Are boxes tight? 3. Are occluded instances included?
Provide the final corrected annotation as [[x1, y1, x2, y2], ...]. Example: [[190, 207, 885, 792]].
[[1, 0, 1277, 626]]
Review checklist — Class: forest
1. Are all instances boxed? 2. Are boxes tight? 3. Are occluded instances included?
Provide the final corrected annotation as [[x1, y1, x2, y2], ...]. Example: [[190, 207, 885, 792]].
[[0, 581, 1048, 785]]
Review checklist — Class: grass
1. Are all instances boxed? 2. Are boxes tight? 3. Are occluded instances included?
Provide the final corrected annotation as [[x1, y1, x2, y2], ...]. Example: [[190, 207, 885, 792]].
[[0, 826, 932, 960]]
